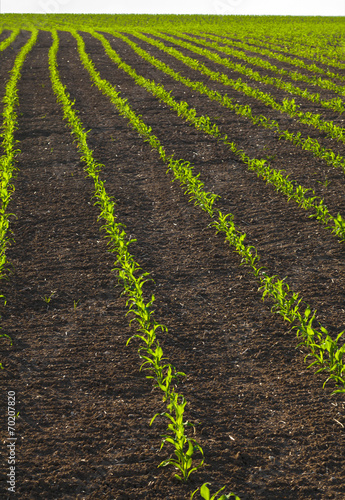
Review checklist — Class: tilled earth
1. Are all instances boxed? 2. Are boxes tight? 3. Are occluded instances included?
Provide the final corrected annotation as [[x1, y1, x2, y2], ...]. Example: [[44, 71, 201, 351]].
[[0, 29, 344, 499]]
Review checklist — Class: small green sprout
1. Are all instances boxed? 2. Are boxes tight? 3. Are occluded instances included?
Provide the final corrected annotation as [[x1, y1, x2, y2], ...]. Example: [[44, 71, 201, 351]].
[[41, 291, 56, 309], [191, 482, 241, 499], [317, 178, 331, 188]]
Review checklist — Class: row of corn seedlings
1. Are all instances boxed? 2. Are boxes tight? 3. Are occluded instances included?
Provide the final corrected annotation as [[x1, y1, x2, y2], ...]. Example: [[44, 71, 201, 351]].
[[71, 28, 345, 394], [232, 33, 345, 70], [79, 30, 345, 244], [111, 31, 345, 178], [143, 31, 345, 145], [163, 31, 345, 114], [194, 31, 345, 85], [48, 28, 239, 500], [241, 33, 345, 65], [0, 29, 20, 52], [0, 28, 38, 368]]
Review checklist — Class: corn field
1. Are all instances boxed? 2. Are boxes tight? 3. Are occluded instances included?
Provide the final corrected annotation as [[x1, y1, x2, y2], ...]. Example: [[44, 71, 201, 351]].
[[0, 14, 344, 500]]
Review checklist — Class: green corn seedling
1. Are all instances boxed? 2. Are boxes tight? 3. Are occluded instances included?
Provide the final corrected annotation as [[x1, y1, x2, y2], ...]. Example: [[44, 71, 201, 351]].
[[191, 482, 241, 499], [328, 214, 345, 241], [151, 391, 204, 481], [41, 291, 56, 310]]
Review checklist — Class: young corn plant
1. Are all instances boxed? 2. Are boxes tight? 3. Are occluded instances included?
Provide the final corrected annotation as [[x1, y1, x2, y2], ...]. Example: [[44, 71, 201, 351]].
[[151, 390, 204, 482], [139, 342, 171, 383], [328, 214, 345, 242], [191, 483, 241, 500], [265, 279, 303, 323], [293, 307, 318, 346], [307, 330, 345, 388], [41, 290, 56, 310]]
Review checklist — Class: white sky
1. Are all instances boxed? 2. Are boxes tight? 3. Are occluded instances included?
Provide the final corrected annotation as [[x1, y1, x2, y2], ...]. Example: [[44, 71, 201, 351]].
[[0, 0, 344, 16]]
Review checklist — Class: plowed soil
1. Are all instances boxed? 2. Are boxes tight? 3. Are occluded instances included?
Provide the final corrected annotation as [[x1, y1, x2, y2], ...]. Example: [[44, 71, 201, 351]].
[[0, 29, 344, 500]]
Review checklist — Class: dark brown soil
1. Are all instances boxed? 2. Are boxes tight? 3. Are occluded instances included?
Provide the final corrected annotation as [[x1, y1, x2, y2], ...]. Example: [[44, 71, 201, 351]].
[[0, 29, 344, 500]]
